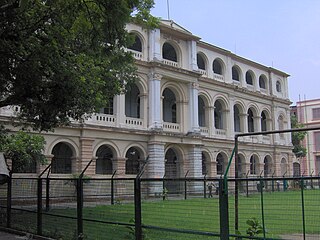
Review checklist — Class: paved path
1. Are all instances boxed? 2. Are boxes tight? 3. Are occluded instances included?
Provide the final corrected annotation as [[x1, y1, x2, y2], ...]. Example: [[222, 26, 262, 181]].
[[0, 231, 32, 240], [0, 229, 53, 240]]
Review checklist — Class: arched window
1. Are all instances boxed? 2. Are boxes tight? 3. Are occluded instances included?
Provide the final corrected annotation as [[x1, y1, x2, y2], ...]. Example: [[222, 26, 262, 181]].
[[165, 148, 180, 193], [232, 66, 240, 81], [261, 111, 267, 132], [214, 100, 224, 129], [259, 75, 266, 89], [278, 115, 285, 139], [125, 147, 141, 174], [264, 156, 272, 176], [52, 143, 73, 174], [216, 153, 224, 175], [234, 105, 241, 132], [125, 84, 140, 118], [213, 59, 223, 75], [293, 162, 301, 177], [96, 145, 113, 174], [198, 96, 206, 127], [163, 88, 177, 123], [197, 53, 206, 70], [280, 158, 287, 176], [247, 108, 255, 132], [202, 153, 207, 175], [246, 71, 253, 85], [128, 34, 142, 52], [250, 155, 259, 175], [276, 81, 282, 92], [163, 42, 177, 62]]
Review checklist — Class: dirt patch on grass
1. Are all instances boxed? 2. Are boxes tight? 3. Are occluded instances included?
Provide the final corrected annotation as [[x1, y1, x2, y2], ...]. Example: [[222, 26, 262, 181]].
[[280, 234, 320, 240]]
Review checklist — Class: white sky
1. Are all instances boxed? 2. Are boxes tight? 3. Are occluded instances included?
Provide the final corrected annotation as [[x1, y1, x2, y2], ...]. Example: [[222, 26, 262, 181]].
[[151, 0, 320, 105]]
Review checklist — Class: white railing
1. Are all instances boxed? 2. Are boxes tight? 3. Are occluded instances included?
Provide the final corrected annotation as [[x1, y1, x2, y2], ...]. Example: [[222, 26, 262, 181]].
[[163, 59, 179, 68], [215, 129, 226, 135], [247, 85, 254, 91], [200, 127, 209, 135], [199, 69, 207, 76], [125, 117, 144, 128], [163, 122, 180, 132], [213, 74, 224, 81], [260, 88, 267, 94], [86, 114, 116, 127], [0, 106, 20, 117], [128, 49, 143, 60]]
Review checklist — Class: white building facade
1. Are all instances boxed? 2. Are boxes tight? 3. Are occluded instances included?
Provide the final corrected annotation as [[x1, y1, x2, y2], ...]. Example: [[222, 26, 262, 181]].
[[0, 20, 294, 186]]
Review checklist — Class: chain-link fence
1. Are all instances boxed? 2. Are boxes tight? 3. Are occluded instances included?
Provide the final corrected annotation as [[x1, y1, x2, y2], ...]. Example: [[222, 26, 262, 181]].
[[0, 175, 320, 240]]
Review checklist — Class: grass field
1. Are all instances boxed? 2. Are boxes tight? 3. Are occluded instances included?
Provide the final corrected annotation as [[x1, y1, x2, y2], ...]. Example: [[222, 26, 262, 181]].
[[7, 189, 320, 240]]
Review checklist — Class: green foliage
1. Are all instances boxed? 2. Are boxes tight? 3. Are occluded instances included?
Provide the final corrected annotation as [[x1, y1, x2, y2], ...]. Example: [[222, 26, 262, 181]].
[[0, 130, 46, 172], [162, 187, 168, 200], [0, 0, 158, 131], [246, 217, 264, 237], [291, 115, 307, 157]]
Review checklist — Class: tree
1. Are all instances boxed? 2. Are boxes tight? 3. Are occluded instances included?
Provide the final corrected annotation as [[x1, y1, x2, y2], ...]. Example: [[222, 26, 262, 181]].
[[291, 115, 307, 157], [0, 0, 158, 131], [0, 127, 46, 173]]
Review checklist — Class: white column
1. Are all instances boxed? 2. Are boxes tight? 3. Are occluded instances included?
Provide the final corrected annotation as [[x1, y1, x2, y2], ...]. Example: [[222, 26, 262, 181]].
[[147, 142, 165, 178], [185, 145, 202, 193], [116, 94, 126, 127], [188, 40, 198, 71], [149, 29, 161, 61], [185, 145, 202, 178], [148, 72, 163, 129], [188, 82, 200, 133], [224, 109, 231, 138], [146, 142, 165, 195]]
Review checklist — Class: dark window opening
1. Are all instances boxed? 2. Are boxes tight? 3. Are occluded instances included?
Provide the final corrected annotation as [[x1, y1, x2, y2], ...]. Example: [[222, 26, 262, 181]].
[[163, 43, 177, 62]]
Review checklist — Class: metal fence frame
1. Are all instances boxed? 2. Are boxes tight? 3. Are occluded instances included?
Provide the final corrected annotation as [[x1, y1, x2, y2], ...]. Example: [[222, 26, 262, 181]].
[[1, 174, 320, 240]]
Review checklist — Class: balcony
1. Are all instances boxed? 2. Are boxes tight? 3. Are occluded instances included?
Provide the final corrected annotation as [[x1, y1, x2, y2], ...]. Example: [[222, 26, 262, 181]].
[[213, 74, 224, 82], [0, 106, 20, 117], [163, 59, 179, 68], [215, 129, 226, 136], [127, 49, 143, 60], [200, 127, 209, 136], [163, 122, 180, 133], [199, 69, 207, 76], [125, 117, 144, 129], [87, 114, 116, 127]]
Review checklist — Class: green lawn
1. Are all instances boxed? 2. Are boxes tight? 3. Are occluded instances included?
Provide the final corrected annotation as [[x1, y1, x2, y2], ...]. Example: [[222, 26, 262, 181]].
[[8, 189, 320, 240]]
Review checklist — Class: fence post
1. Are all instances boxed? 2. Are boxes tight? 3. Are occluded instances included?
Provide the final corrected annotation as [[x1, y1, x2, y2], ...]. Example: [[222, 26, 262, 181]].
[[77, 178, 83, 240], [6, 172, 12, 228], [259, 177, 266, 239], [45, 178, 50, 211], [111, 170, 116, 205], [300, 178, 306, 240], [246, 171, 249, 197], [184, 170, 189, 200], [37, 178, 43, 235], [219, 178, 229, 240], [134, 178, 142, 240], [203, 173, 207, 198]]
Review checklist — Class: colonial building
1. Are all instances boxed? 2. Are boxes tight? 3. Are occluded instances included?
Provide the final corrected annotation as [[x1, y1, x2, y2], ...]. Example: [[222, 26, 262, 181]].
[[0, 20, 294, 188], [292, 99, 320, 176]]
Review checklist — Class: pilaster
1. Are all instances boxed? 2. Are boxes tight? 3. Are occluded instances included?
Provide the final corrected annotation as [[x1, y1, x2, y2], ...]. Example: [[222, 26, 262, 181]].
[[79, 137, 94, 175], [188, 82, 200, 133], [148, 72, 163, 129]]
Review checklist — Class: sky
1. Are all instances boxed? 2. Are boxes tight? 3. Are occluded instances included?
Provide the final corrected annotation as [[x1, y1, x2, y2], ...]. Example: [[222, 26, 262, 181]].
[[151, 0, 320, 105]]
